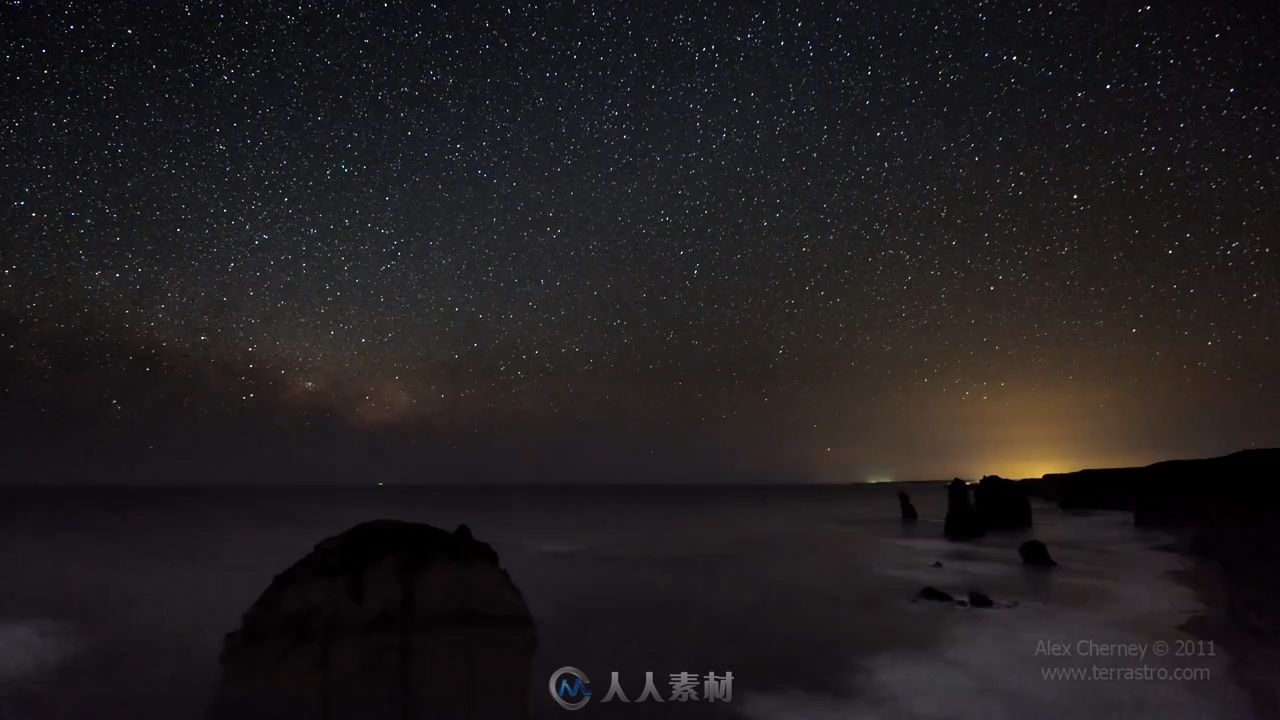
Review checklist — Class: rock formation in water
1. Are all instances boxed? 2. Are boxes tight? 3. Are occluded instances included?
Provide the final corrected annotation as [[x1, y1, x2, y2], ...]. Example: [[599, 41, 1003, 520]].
[[968, 591, 994, 608], [208, 520, 536, 720], [898, 490, 919, 521], [918, 586, 954, 602], [943, 479, 984, 540], [973, 475, 1033, 531], [917, 586, 1016, 610], [1019, 539, 1057, 567]]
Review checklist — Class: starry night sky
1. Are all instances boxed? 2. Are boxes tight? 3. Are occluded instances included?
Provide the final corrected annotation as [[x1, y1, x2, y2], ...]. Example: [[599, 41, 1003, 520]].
[[2, 1, 1277, 484]]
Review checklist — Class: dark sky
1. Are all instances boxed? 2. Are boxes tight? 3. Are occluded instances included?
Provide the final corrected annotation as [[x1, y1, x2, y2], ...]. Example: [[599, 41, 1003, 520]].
[[2, 1, 1277, 484]]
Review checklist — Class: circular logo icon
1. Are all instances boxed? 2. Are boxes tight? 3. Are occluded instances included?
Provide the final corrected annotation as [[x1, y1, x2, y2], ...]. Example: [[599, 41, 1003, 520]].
[[549, 666, 592, 710]]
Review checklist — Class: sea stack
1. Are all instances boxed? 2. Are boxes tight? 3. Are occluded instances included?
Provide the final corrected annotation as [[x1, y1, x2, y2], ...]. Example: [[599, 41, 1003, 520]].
[[1019, 539, 1058, 567], [944, 479, 984, 540], [898, 491, 919, 521], [974, 475, 1033, 531], [208, 520, 536, 720]]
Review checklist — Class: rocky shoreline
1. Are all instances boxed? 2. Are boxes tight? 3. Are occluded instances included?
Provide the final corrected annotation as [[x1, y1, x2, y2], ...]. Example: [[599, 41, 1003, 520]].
[[1021, 448, 1280, 718], [1175, 546, 1280, 719]]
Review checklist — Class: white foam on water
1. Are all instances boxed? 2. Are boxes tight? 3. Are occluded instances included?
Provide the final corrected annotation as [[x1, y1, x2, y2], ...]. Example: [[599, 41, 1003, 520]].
[[0, 619, 76, 685], [533, 543, 581, 556], [742, 514, 1256, 720]]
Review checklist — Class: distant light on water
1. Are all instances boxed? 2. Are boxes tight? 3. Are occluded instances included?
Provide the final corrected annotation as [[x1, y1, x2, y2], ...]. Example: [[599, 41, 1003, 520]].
[[865, 475, 893, 484]]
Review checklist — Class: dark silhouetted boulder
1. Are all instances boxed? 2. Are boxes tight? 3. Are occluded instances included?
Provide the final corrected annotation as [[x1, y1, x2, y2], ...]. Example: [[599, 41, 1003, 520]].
[[974, 475, 1033, 531], [968, 591, 994, 608], [209, 520, 536, 720], [1019, 539, 1057, 567], [944, 479, 984, 540], [898, 491, 919, 521], [919, 586, 954, 602]]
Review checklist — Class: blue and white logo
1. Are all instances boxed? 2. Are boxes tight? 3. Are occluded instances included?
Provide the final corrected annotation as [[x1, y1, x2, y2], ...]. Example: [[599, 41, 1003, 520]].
[[549, 666, 592, 710]]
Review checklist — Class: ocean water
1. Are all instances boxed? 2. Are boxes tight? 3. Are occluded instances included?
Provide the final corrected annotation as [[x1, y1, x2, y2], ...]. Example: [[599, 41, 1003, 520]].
[[0, 484, 1256, 719]]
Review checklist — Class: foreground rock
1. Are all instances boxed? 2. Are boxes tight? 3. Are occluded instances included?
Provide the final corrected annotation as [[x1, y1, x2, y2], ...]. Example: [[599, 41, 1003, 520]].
[[974, 475, 1032, 531], [898, 491, 919, 521], [1019, 539, 1057, 567], [943, 479, 984, 540], [209, 520, 536, 720]]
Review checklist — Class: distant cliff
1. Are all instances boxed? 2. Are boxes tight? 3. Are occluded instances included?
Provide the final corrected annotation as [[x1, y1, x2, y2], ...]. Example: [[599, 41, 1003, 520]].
[[1022, 449, 1280, 521]]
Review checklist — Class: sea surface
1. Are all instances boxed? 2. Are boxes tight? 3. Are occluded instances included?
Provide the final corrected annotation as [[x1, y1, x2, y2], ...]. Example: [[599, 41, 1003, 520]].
[[0, 484, 1257, 719]]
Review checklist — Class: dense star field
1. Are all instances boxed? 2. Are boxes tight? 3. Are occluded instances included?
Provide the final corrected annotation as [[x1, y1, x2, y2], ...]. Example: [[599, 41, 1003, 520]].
[[2, 2, 1277, 483]]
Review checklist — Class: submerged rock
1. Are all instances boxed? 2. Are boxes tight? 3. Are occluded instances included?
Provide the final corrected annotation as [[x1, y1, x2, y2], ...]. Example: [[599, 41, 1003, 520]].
[[918, 586, 955, 602], [917, 586, 1016, 609], [898, 491, 919, 521], [944, 479, 984, 540], [209, 519, 536, 720], [974, 475, 1033, 531], [1019, 539, 1058, 567]]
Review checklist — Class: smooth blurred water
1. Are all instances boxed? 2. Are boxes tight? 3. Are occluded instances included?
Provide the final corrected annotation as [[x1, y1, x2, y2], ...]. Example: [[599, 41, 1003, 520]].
[[0, 484, 1256, 719]]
